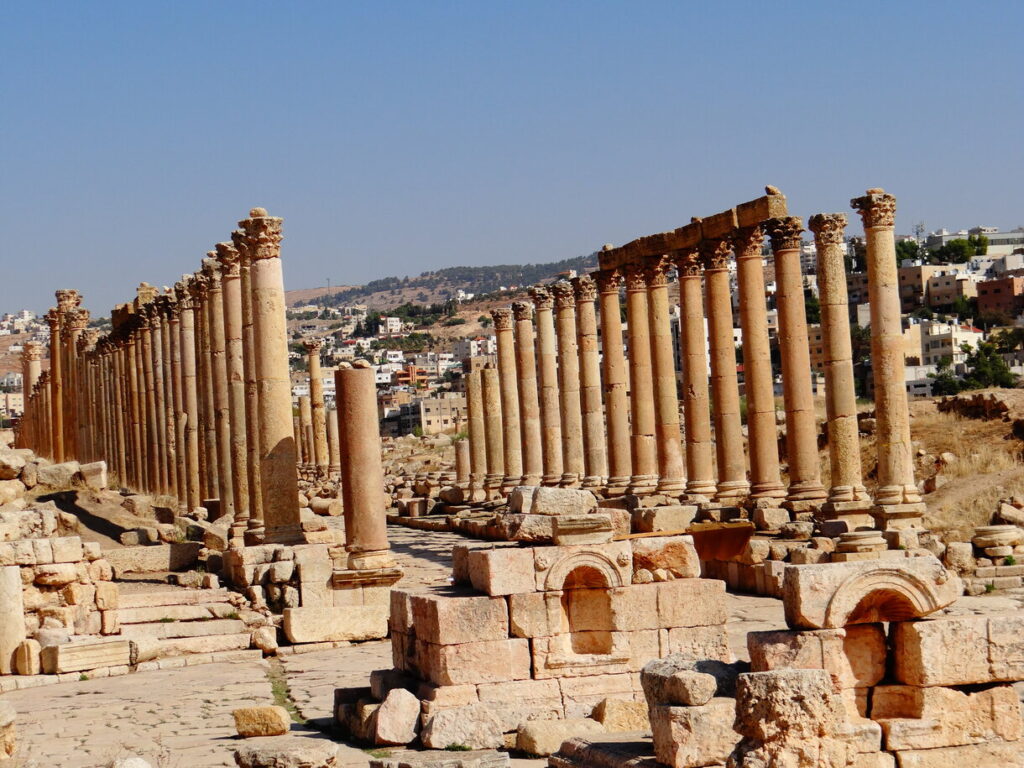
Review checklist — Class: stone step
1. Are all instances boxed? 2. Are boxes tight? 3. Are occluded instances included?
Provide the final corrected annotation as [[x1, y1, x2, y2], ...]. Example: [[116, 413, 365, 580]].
[[155, 632, 252, 657], [116, 604, 219, 624], [120, 618, 247, 640], [118, 588, 234, 609]]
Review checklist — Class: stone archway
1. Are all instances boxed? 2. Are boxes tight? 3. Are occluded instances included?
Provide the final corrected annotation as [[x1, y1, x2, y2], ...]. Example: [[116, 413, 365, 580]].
[[823, 566, 956, 628]]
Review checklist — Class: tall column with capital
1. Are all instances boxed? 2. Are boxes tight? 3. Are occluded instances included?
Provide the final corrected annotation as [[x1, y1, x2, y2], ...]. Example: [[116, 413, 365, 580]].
[[204, 258, 235, 520], [45, 308, 63, 461], [127, 328, 145, 489], [22, 342, 42, 452], [167, 296, 187, 507], [217, 243, 250, 538], [623, 268, 658, 495], [733, 226, 786, 502], [66, 308, 89, 462], [596, 269, 631, 494], [851, 189, 923, 529], [702, 239, 749, 501], [54, 290, 81, 462], [465, 368, 487, 501], [150, 304, 170, 494], [511, 302, 543, 486], [111, 341, 128, 488], [573, 275, 608, 488], [158, 298, 178, 500], [810, 213, 871, 526], [768, 217, 826, 510], [139, 308, 160, 492], [481, 365, 505, 498], [233, 229, 264, 537], [529, 286, 563, 486], [491, 308, 522, 491], [303, 338, 330, 477], [176, 279, 202, 511], [646, 261, 685, 494], [240, 208, 303, 543], [192, 277, 216, 501], [552, 281, 585, 487], [673, 251, 717, 497]]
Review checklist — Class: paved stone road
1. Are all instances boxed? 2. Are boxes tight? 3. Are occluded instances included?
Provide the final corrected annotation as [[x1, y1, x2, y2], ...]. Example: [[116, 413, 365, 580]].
[[2, 526, 789, 767]]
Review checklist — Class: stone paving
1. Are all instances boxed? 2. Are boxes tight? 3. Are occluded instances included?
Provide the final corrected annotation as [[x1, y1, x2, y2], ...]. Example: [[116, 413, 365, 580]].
[[1, 527, 787, 767]]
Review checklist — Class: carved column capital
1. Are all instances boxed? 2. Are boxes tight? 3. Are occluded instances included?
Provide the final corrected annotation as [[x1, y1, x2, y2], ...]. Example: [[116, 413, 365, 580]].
[[214, 241, 242, 277], [623, 265, 648, 292], [238, 208, 284, 261], [571, 274, 597, 303], [850, 188, 896, 229], [551, 280, 577, 308], [303, 337, 325, 353], [595, 269, 621, 293], [135, 282, 159, 306], [67, 308, 90, 332], [55, 289, 81, 313], [44, 308, 60, 330], [672, 248, 703, 277], [23, 341, 43, 362], [766, 216, 805, 252], [529, 285, 554, 310], [490, 307, 514, 331], [201, 257, 222, 288], [731, 225, 765, 260], [511, 301, 534, 322], [699, 239, 732, 271], [808, 213, 848, 245], [644, 259, 671, 288]]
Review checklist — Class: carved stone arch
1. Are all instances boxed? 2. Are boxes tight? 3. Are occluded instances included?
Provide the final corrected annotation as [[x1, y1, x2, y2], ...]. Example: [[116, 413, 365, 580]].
[[545, 550, 624, 593], [824, 567, 953, 628]]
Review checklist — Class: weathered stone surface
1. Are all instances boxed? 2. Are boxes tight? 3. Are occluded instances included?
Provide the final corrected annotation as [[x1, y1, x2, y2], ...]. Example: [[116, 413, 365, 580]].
[[734, 669, 842, 742], [0, 700, 14, 761], [232, 706, 291, 738], [467, 546, 536, 596], [421, 704, 504, 750], [32, 562, 79, 586], [14, 638, 40, 676], [642, 656, 743, 707], [747, 624, 886, 689], [530, 487, 598, 516], [892, 742, 1024, 768], [234, 736, 338, 767], [654, 579, 728, 628], [368, 749, 510, 768], [633, 505, 698, 534], [517, 718, 605, 757], [373, 688, 420, 746], [892, 616, 991, 686], [592, 698, 648, 733], [0, 451, 26, 481], [36, 461, 80, 489], [552, 514, 613, 546], [630, 536, 701, 579], [79, 461, 108, 491], [282, 606, 387, 643], [39, 637, 130, 673], [650, 698, 738, 768], [410, 593, 509, 645], [0, 565, 26, 675], [781, 556, 960, 629], [499, 514, 554, 543], [417, 638, 531, 686]]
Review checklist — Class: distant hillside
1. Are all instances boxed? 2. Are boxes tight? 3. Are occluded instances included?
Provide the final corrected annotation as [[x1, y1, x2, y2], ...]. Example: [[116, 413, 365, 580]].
[[286, 253, 599, 310]]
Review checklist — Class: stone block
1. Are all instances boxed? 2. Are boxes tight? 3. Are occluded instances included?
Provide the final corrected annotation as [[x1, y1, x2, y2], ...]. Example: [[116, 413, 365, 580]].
[[95, 581, 119, 610], [747, 624, 886, 689], [33, 563, 78, 586], [36, 461, 79, 489], [592, 698, 648, 732], [62, 582, 95, 606], [234, 737, 338, 768], [39, 637, 130, 673], [475, 678, 564, 731], [282, 605, 388, 644], [14, 639, 40, 676], [662, 626, 731, 661], [0, 450, 26, 480], [532, 541, 633, 592], [558, 674, 639, 719], [468, 547, 536, 596], [500, 514, 554, 543], [0, 565, 26, 675], [892, 616, 991, 686], [390, 590, 414, 634], [530, 487, 598, 516], [630, 536, 701, 579], [420, 704, 504, 750], [986, 614, 1024, 680], [232, 706, 291, 737], [552, 514, 613, 546], [373, 688, 420, 745], [417, 638, 531, 686], [410, 593, 509, 645], [508, 592, 557, 638], [633, 505, 698, 534], [655, 579, 728, 628], [650, 699, 739, 768], [734, 669, 842, 742], [516, 718, 605, 757], [79, 461, 108, 491], [0, 700, 13, 761], [892, 742, 1024, 767], [641, 656, 742, 707]]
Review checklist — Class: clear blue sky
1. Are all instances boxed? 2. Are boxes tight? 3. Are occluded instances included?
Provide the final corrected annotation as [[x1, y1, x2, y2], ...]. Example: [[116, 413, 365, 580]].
[[2, 1, 1021, 315]]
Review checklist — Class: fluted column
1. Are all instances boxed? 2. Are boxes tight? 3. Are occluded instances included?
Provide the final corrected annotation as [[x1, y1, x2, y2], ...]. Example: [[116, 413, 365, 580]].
[[646, 260, 685, 494], [233, 229, 264, 537], [623, 267, 658, 495], [552, 281, 585, 487], [45, 308, 63, 461], [481, 365, 504, 498], [465, 368, 487, 501], [702, 239, 749, 501], [491, 308, 522, 491], [511, 302, 543, 486], [733, 226, 786, 501], [304, 338, 330, 477], [851, 189, 923, 529], [240, 208, 303, 543], [573, 275, 608, 488], [769, 217, 826, 509], [596, 269, 631, 494], [217, 243, 250, 541], [530, 286, 563, 486]]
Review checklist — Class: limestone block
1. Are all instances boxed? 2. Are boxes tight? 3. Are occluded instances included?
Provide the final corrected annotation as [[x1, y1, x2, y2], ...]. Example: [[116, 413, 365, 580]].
[[36, 461, 80, 489], [630, 536, 701, 579], [475, 678, 564, 731], [389, 590, 414, 634], [516, 718, 605, 757], [62, 581, 96, 606], [0, 451, 26, 480], [655, 579, 728, 628], [650, 699, 739, 768], [410, 593, 509, 645], [79, 461, 108, 491], [552, 514, 613, 546], [892, 742, 1024, 767], [892, 616, 991, 686], [282, 605, 388, 644], [0, 565, 26, 675], [233, 706, 291, 737], [416, 638, 531, 686], [662, 626, 731, 662], [373, 688, 420, 745], [508, 486, 536, 515], [557, 673, 639, 719], [533, 541, 632, 592], [0, 700, 13, 761], [871, 683, 1021, 750], [747, 624, 886, 689], [95, 581, 119, 610], [468, 547, 536, 596], [530, 486, 598, 516], [592, 698, 648, 732], [605, 584, 659, 631], [420, 704, 504, 750], [781, 556, 960, 630], [234, 737, 338, 768], [39, 637, 130, 673], [101, 610, 120, 635], [986, 614, 1024, 680], [641, 656, 742, 707], [30, 538, 52, 564], [499, 514, 554, 543], [508, 592, 557, 638], [14, 639, 40, 676], [417, 682, 479, 715], [734, 669, 842, 743], [0, 479, 25, 506], [268, 560, 295, 583], [633, 505, 698, 534]]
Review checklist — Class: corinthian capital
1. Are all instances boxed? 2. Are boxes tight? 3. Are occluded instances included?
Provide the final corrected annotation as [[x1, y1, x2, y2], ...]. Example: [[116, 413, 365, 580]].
[[55, 289, 81, 313], [214, 242, 241, 277], [44, 308, 60, 330], [23, 341, 43, 362], [594, 270, 621, 293], [644, 259, 670, 288], [511, 301, 533, 322], [201, 256, 221, 288], [850, 188, 896, 229], [67, 308, 90, 332], [238, 207, 284, 261], [766, 217, 804, 252], [303, 337, 325, 353], [698, 239, 732, 271], [571, 274, 598, 303], [551, 280, 576, 308], [529, 285, 554, 310], [672, 248, 703, 277], [808, 213, 848, 245], [490, 307, 514, 331], [731, 225, 765, 260]]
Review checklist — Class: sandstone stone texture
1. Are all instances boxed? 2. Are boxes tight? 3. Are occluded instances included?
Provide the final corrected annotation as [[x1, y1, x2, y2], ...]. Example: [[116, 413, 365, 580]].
[[373, 688, 420, 746], [420, 704, 504, 750], [650, 697, 738, 768], [516, 717, 605, 756], [234, 736, 338, 767], [232, 706, 291, 738]]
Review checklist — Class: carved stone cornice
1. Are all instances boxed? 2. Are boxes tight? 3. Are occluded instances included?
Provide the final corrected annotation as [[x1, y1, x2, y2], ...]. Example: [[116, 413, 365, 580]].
[[55, 289, 81, 313], [511, 301, 533, 322], [698, 239, 732, 271], [490, 308, 514, 331], [238, 208, 284, 261], [529, 285, 554, 310], [551, 280, 577, 308], [214, 242, 241, 277], [594, 269, 622, 293], [571, 274, 597, 303], [766, 216, 804, 252], [808, 213, 848, 245], [850, 188, 896, 229], [731, 225, 765, 261], [303, 337, 325, 353]]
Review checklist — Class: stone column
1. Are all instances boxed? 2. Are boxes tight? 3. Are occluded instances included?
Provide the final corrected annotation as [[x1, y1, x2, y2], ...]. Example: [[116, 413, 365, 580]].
[[702, 239, 749, 501], [529, 286, 563, 486], [573, 275, 608, 488], [480, 365, 505, 498], [646, 260, 685, 495], [733, 226, 786, 502], [233, 229, 264, 537], [204, 259, 235, 520], [552, 281, 585, 487], [455, 439, 471, 488], [66, 308, 89, 462], [768, 217, 826, 510], [150, 304, 170, 494], [335, 362, 394, 569], [851, 189, 924, 529], [294, 415, 305, 467], [240, 208, 303, 543], [111, 342, 128, 488], [176, 279, 202, 511], [511, 302, 543, 486], [304, 338, 330, 477], [491, 308, 522, 492], [45, 308, 63, 461], [140, 309, 160, 492], [673, 251, 717, 498], [623, 268, 658, 495], [22, 343, 42, 456], [55, 290, 81, 461], [158, 298, 178, 501], [465, 368, 488, 501], [327, 408, 341, 477], [810, 213, 872, 529], [596, 269, 632, 494], [193, 277, 217, 501], [125, 338, 142, 489], [168, 297, 187, 508], [298, 395, 314, 468], [217, 242, 250, 540]]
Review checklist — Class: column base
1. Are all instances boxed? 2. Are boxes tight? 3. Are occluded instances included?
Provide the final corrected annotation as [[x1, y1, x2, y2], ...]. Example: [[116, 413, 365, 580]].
[[686, 480, 718, 498], [656, 477, 687, 494], [875, 484, 923, 506], [347, 549, 395, 570], [243, 526, 266, 546], [501, 476, 523, 494], [560, 473, 582, 488], [714, 480, 749, 502], [871, 502, 927, 531], [816, 499, 876, 537], [603, 476, 631, 496], [521, 473, 543, 486], [581, 475, 606, 489], [749, 481, 787, 499], [783, 498, 825, 515], [627, 474, 658, 496], [541, 473, 563, 487], [262, 523, 306, 545]]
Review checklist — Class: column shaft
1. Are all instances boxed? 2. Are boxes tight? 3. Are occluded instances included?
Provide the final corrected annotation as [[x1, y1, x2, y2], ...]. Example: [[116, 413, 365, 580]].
[[646, 262, 685, 494], [511, 302, 543, 486], [596, 270, 631, 493], [530, 287, 563, 486], [553, 281, 585, 486], [573, 275, 608, 487], [491, 308, 522, 491], [465, 368, 487, 501], [624, 269, 658, 494]]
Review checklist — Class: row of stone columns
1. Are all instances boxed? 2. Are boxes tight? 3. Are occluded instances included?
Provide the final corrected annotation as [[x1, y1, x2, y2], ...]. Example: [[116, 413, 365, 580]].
[[462, 189, 921, 529]]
